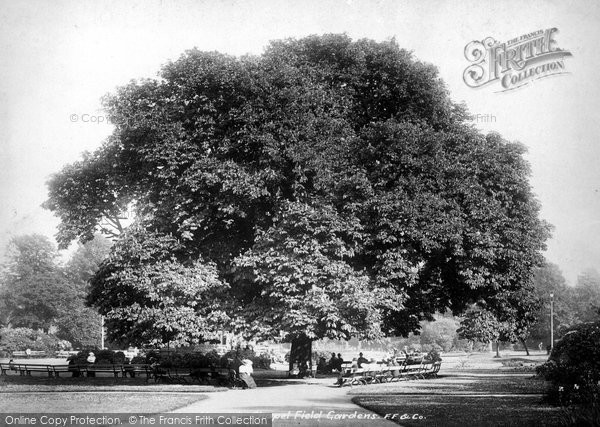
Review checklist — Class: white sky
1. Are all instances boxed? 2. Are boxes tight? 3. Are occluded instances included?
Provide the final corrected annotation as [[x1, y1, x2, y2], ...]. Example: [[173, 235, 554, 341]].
[[1, 0, 599, 284]]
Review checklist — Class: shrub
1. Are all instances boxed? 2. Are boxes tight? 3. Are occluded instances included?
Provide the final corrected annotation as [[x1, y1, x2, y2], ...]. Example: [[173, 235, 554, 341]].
[[425, 349, 442, 362], [204, 350, 221, 367], [113, 351, 126, 364], [129, 355, 146, 364], [0, 327, 62, 355], [220, 348, 271, 369], [537, 320, 600, 406], [67, 350, 91, 365]]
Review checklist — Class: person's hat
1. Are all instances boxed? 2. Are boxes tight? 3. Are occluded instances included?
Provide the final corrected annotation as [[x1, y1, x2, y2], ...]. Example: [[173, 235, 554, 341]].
[[89, 352, 94, 355]]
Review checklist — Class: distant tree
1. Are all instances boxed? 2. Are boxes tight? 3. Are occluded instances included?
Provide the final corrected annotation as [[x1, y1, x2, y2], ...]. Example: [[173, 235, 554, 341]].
[[458, 285, 540, 357], [527, 262, 576, 345], [458, 307, 503, 356], [44, 35, 550, 362], [0, 327, 62, 353], [56, 235, 112, 348], [0, 235, 73, 331], [572, 269, 600, 323], [420, 316, 459, 352], [64, 235, 113, 284]]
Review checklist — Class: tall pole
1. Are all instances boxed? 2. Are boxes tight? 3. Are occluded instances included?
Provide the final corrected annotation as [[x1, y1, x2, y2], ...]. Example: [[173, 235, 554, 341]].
[[549, 293, 554, 352], [101, 315, 105, 350]]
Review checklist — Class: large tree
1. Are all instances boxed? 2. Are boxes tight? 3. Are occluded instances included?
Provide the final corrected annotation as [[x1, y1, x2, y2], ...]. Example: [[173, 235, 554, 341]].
[[44, 35, 550, 360]]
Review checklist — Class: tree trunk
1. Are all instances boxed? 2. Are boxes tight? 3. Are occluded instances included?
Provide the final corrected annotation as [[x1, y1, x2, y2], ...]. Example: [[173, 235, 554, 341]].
[[495, 340, 501, 358], [519, 337, 530, 356], [288, 334, 312, 374]]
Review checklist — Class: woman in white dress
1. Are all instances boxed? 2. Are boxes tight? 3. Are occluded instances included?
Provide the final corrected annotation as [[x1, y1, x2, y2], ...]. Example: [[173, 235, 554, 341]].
[[238, 359, 257, 389]]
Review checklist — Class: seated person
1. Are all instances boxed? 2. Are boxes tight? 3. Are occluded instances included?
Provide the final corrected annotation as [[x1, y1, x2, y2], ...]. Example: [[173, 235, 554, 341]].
[[356, 352, 369, 368], [290, 362, 299, 376], [298, 360, 309, 378], [238, 359, 257, 389], [86, 352, 96, 377], [317, 356, 328, 374]]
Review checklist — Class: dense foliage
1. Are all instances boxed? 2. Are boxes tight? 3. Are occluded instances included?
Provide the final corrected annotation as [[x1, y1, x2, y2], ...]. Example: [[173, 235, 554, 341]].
[[141, 348, 271, 370], [527, 264, 600, 346], [537, 319, 600, 405], [44, 34, 550, 350], [67, 349, 127, 365], [0, 234, 111, 350], [0, 327, 65, 355]]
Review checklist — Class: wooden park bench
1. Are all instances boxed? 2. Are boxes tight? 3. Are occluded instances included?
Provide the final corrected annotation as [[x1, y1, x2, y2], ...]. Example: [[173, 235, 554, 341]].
[[0, 362, 13, 375], [337, 362, 367, 387], [13, 363, 54, 376], [151, 366, 192, 384], [336, 357, 442, 387], [49, 364, 73, 377], [85, 364, 124, 378], [11, 350, 47, 358], [403, 356, 425, 379], [122, 364, 153, 381], [425, 360, 442, 378]]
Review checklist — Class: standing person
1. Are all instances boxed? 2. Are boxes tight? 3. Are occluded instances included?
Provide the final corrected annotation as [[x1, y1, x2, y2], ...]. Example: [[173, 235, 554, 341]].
[[238, 359, 257, 389], [328, 353, 338, 372], [298, 360, 309, 378], [317, 356, 327, 374], [336, 353, 344, 371]]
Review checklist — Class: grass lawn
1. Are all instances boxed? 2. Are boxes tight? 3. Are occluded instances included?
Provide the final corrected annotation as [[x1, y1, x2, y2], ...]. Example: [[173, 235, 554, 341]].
[[0, 374, 227, 393], [350, 353, 568, 426], [353, 394, 565, 426], [0, 392, 207, 413], [0, 363, 219, 413]]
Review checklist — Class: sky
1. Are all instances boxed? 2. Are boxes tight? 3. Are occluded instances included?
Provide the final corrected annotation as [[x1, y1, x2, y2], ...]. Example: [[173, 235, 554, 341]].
[[0, 0, 599, 285]]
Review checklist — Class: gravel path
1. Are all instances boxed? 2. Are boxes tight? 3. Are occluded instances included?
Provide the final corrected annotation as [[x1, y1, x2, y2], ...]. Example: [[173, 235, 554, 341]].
[[172, 377, 396, 426]]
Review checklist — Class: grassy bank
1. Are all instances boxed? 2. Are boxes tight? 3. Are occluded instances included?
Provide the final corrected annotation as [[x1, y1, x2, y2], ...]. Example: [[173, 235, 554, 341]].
[[350, 353, 566, 426], [0, 392, 207, 413]]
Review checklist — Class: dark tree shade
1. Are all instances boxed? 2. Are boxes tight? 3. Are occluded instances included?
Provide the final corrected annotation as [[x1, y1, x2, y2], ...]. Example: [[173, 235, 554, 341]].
[[44, 34, 550, 348]]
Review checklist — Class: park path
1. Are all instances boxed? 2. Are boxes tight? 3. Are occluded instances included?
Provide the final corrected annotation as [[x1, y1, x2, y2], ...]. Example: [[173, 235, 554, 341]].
[[172, 377, 396, 426]]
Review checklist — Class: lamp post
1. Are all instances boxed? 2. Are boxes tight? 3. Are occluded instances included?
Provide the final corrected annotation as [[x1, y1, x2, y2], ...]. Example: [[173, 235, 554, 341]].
[[549, 292, 554, 352], [101, 315, 105, 350]]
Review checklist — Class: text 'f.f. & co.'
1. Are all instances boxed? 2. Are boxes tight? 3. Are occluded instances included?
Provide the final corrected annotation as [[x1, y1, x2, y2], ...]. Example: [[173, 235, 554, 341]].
[[463, 28, 572, 91]]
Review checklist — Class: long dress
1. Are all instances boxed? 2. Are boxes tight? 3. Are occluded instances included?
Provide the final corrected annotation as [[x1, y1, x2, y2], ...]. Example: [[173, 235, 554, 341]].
[[238, 365, 257, 389]]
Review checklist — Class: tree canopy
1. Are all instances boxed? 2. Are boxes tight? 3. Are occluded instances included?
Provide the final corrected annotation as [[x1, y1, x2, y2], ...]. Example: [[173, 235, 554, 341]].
[[44, 34, 550, 348]]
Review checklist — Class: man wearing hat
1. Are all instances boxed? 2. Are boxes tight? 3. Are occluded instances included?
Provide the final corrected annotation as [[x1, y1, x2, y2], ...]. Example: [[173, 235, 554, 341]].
[[238, 359, 257, 389]]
